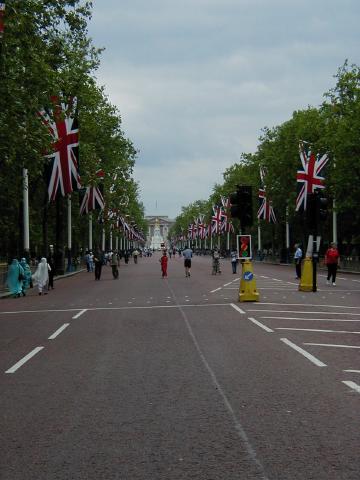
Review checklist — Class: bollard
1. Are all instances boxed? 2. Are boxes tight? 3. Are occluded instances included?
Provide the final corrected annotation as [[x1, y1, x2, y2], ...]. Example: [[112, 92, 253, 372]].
[[239, 259, 259, 302]]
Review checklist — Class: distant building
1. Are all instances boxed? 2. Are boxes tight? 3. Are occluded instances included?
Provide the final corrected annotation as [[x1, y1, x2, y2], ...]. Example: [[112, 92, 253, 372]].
[[146, 215, 175, 248]]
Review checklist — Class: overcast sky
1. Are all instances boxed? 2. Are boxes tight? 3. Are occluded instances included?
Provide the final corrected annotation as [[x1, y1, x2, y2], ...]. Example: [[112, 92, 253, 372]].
[[88, 0, 360, 219]]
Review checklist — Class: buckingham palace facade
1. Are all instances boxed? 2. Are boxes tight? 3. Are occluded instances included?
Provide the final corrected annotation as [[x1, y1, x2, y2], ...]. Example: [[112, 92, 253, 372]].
[[145, 215, 175, 247]]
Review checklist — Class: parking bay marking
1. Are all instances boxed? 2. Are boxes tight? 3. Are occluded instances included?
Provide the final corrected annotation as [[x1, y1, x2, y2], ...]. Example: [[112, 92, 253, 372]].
[[276, 327, 360, 334], [248, 309, 360, 316], [260, 316, 360, 323], [280, 338, 327, 367], [304, 343, 360, 349], [342, 381, 360, 394]]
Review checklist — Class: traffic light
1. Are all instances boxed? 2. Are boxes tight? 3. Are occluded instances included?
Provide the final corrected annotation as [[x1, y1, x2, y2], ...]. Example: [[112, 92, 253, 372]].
[[316, 189, 328, 222], [229, 185, 253, 228], [230, 190, 241, 218], [238, 186, 253, 227], [305, 193, 317, 231], [306, 189, 328, 232]]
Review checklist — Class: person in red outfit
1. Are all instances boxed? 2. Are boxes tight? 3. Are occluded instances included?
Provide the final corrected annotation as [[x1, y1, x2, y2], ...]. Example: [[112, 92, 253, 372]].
[[325, 242, 340, 286], [160, 251, 168, 278]]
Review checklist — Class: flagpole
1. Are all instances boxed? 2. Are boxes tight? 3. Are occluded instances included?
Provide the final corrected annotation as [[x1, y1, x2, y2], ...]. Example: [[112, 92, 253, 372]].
[[89, 213, 93, 251], [286, 205, 290, 262], [258, 223, 261, 253], [332, 198, 337, 244], [227, 231, 230, 251], [67, 195, 72, 272], [102, 228, 105, 251], [23, 168, 30, 256], [110, 228, 113, 251]]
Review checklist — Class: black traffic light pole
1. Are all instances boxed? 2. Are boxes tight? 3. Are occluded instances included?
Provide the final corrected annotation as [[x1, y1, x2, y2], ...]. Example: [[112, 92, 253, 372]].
[[307, 189, 328, 293]]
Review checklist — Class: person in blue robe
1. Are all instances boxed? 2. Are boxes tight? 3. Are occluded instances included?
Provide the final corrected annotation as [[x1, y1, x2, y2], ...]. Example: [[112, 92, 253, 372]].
[[20, 258, 32, 295], [6, 259, 24, 298]]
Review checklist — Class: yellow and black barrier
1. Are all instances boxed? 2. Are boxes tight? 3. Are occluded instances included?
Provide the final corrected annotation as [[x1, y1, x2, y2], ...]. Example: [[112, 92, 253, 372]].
[[239, 259, 259, 302], [299, 257, 313, 292]]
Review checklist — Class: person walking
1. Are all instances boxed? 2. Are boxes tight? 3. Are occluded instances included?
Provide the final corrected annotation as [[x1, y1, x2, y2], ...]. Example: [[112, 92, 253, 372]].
[[110, 251, 119, 279], [133, 248, 139, 264], [325, 242, 340, 286], [93, 250, 104, 280], [32, 257, 50, 295], [230, 248, 238, 274], [6, 259, 25, 298], [294, 244, 303, 279], [182, 245, 193, 277], [20, 258, 32, 296], [160, 251, 168, 278], [48, 256, 55, 290]]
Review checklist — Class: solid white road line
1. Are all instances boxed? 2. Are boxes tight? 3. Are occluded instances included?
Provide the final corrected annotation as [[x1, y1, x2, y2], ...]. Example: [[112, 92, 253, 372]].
[[276, 327, 360, 334], [280, 338, 327, 367], [261, 316, 360, 323], [72, 309, 87, 319], [248, 317, 274, 333], [304, 343, 360, 349], [342, 381, 360, 394], [230, 304, 245, 314], [5, 347, 44, 374], [223, 282, 233, 287], [48, 323, 70, 340], [0, 304, 232, 316], [343, 370, 360, 373]]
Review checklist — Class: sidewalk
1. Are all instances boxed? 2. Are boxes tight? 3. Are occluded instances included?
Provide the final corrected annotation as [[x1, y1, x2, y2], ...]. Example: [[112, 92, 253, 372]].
[[0, 268, 86, 299]]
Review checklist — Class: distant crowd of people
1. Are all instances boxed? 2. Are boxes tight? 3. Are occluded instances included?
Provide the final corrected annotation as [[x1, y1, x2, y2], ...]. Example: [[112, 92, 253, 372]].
[[4, 241, 344, 299]]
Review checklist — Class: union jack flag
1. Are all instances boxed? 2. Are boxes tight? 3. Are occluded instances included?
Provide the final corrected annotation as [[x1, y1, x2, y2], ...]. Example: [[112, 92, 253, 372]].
[[296, 142, 329, 211], [258, 188, 277, 223], [80, 186, 104, 215], [80, 169, 105, 215], [39, 96, 80, 202], [0, 2, 5, 38], [211, 205, 223, 235]]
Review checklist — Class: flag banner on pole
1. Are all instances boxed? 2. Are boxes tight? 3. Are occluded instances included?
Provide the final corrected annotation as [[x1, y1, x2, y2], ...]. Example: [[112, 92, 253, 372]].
[[39, 96, 81, 202], [258, 188, 277, 223], [79, 169, 105, 215], [211, 205, 223, 235], [296, 141, 329, 211], [79, 186, 105, 215], [258, 166, 277, 223], [0, 2, 5, 38]]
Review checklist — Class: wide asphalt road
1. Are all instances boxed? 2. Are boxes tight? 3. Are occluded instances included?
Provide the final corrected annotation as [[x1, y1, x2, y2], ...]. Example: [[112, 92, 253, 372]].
[[1, 253, 359, 479]]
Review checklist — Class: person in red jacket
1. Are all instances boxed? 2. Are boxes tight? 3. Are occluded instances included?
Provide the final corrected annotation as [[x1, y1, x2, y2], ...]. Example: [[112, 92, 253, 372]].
[[160, 251, 168, 278], [325, 242, 340, 286]]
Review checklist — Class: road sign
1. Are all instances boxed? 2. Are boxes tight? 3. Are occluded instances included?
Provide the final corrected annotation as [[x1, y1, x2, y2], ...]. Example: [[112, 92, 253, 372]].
[[243, 271, 254, 281]]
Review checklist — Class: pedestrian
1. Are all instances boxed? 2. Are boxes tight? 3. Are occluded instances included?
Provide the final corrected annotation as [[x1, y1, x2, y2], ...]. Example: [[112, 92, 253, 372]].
[[89, 251, 94, 272], [230, 247, 238, 274], [111, 251, 119, 279], [93, 250, 104, 280], [325, 242, 340, 286], [6, 259, 25, 298], [32, 257, 50, 295], [211, 248, 221, 275], [160, 251, 168, 278], [133, 248, 139, 264], [48, 256, 55, 289], [20, 257, 32, 296], [124, 250, 130, 264], [182, 245, 193, 277], [294, 244, 303, 279]]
